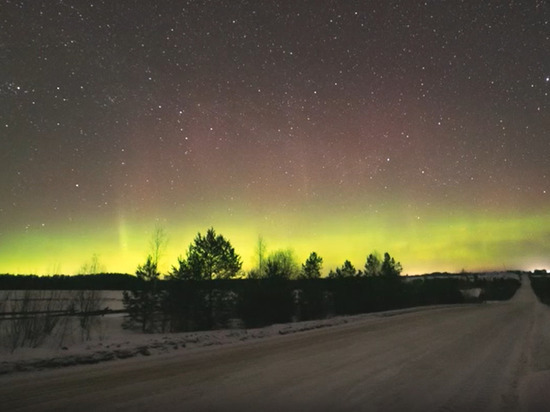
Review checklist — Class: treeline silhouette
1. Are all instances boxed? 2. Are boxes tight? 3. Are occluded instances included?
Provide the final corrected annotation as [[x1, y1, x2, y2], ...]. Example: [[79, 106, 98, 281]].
[[529, 272, 550, 305], [0, 273, 521, 334], [473, 276, 522, 301], [121, 276, 521, 333], [0, 227, 523, 335], [120, 227, 522, 332]]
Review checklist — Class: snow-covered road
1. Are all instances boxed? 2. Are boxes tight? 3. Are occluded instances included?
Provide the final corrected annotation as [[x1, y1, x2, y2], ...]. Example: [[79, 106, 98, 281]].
[[2, 279, 550, 411]]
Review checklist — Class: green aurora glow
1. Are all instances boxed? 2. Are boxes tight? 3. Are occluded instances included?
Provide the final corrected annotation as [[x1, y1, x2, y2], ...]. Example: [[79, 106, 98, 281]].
[[3, 206, 549, 276], [2, 2, 549, 275]]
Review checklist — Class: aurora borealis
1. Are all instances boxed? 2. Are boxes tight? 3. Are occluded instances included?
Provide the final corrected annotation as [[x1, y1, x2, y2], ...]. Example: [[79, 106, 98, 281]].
[[1, 1, 549, 276]]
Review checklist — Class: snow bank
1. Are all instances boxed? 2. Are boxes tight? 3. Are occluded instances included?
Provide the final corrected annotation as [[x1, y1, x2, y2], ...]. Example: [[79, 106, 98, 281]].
[[0, 304, 458, 375]]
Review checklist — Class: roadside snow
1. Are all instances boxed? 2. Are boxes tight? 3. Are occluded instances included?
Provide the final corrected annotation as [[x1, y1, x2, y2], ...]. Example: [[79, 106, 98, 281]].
[[0, 304, 458, 375]]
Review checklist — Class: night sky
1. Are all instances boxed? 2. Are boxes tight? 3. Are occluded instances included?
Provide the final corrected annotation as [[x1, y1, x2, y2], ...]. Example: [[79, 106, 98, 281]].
[[2, 1, 549, 275]]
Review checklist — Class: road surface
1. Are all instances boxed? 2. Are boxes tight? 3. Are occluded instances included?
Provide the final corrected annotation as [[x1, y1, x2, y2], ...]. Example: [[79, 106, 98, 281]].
[[2, 279, 550, 411]]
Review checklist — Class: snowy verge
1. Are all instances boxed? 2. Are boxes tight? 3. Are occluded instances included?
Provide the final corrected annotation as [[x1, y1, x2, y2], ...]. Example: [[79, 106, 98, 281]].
[[0, 304, 467, 375]]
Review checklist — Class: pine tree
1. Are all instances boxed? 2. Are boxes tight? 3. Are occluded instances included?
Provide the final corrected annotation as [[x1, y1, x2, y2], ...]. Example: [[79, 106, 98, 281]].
[[380, 252, 403, 277], [328, 260, 357, 278], [300, 252, 323, 279], [364, 252, 382, 276], [123, 256, 162, 332], [171, 228, 242, 280]]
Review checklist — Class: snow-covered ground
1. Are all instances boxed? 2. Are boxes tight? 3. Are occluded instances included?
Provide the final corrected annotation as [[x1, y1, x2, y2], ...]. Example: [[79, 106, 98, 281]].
[[0, 272, 522, 375], [0, 296, 453, 375], [2, 279, 550, 411]]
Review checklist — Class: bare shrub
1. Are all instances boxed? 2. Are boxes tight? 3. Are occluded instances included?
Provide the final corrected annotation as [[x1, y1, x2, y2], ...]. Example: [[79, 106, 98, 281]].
[[2, 290, 71, 352], [0, 291, 8, 312], [0, 291, 10, 335], [53, 310, 74, 348], [0, 288, 109, 352], [74, 290, 103, 341]]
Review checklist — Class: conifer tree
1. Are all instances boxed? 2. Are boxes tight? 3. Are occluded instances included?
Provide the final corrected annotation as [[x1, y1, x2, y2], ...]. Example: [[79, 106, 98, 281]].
[[123, 255, 162, 332], [300, 252, 323, 279], [171, 228, 242, 280]]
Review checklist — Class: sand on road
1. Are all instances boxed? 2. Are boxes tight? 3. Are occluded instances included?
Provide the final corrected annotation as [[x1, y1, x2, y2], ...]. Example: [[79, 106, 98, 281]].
[[2, 279, 550, 411]]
